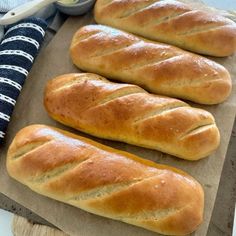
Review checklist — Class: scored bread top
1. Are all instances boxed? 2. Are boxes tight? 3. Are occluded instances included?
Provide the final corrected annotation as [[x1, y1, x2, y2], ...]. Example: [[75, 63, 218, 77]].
[[70, 25, 232, 105], [94, 0, 236, 57], [7, 124, 204, 235], [44, 73, 220, 160]]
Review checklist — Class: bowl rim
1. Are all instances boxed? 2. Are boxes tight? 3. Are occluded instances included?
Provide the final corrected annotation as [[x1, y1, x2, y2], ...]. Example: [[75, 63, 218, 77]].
[[56, 0, 96, 8]]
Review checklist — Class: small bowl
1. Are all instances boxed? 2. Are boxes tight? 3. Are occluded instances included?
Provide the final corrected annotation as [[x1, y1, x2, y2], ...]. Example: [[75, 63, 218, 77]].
[[55, 0, 96, 16]]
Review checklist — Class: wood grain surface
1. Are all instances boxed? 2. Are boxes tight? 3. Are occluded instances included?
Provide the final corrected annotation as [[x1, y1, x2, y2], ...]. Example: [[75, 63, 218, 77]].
[[12, 215, 68, 236]]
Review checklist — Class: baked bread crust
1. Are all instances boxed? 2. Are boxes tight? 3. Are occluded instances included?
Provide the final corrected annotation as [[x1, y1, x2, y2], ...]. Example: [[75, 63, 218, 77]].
[[70, 25, 232, 104], [7, 124, 204, 235], [44, 73, 220, 160], [94, 0, 236, 57]]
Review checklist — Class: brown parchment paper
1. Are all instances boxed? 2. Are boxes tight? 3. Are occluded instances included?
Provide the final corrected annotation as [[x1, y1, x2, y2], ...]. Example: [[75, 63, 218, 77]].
[[0, 3, 236, 236]]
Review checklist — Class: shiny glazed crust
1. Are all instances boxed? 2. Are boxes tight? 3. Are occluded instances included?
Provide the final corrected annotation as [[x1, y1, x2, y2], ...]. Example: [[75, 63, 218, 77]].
[[7, 124, 204, 235], [94, 0, 236, 57], [70, 25, 232, 105], [44, 73, 220, 160]]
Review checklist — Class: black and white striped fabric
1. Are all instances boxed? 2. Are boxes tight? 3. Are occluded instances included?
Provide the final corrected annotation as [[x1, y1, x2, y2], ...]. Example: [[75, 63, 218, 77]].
[[0, 18, 47, 143]]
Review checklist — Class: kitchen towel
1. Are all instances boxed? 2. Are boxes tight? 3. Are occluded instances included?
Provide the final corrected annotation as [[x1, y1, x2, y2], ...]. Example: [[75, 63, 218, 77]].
[[0, 18, 47, 143]]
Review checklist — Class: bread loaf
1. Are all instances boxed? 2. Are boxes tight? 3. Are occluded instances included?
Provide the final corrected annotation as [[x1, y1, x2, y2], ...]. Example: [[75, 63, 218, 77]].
[[70, 25, 232, 105], [94, 0, 236, 57], [44, 73, 220, 160], [7, 124, 204, 235]]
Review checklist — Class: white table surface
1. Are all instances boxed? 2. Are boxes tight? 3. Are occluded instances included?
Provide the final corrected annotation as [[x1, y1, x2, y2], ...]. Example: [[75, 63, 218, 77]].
[[0, 1, 236, 236], [0, 209, 13, 236]]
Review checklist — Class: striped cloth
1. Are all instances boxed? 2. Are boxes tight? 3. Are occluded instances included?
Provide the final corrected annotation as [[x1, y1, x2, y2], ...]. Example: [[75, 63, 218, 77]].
[[0, 18, 47, 143]]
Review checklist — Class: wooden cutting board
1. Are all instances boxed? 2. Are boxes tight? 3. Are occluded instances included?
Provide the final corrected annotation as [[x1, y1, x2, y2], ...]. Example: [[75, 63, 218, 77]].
[[12, 215, 67, 236]]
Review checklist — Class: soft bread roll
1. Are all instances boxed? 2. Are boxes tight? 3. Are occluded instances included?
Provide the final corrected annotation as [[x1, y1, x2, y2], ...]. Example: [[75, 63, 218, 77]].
[[94, 0, 236, 57], [7, 124, 204, 236], [70, 25, 232, 105], [44, 73, 220, 160]]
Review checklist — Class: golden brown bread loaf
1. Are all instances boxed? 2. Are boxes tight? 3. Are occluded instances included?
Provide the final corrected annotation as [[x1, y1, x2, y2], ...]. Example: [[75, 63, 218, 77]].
[[70, 25, 232, 105], [7, 124, 204, 235], [44, 73, 220, 160], [94, 0, 236, 57]]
